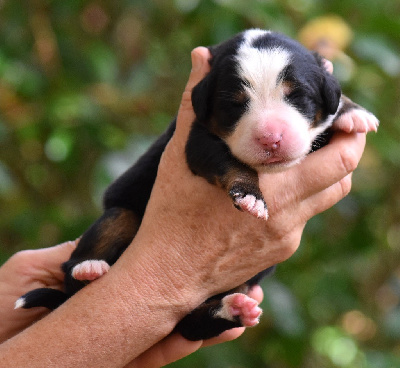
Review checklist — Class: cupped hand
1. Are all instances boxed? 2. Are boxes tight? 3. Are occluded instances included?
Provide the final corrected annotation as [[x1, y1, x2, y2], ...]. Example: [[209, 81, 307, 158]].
[[0, 240, 77, 343], [132, 46, 366, 302]]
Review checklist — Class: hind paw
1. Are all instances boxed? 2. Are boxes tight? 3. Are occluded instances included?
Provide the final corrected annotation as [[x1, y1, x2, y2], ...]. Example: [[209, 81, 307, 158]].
[[215, 293, 262, 327], [71, 260, 110, 281]]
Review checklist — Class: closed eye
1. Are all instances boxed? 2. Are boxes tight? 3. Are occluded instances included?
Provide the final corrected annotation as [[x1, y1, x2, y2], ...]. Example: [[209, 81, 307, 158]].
[[218, 89, 249, 107], [284, 81, 305, 100], [233, 89, 249, 107]]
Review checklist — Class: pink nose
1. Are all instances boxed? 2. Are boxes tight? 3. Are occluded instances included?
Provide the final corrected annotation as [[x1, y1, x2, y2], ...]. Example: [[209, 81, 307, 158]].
[[257, 133, 282, 150]]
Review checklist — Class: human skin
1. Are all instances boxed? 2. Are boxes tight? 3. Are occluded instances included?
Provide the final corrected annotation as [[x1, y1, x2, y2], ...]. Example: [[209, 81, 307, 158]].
[[0, 240, 263, 366], [0, 241, 78, 344], [0, 46, 366, 368]]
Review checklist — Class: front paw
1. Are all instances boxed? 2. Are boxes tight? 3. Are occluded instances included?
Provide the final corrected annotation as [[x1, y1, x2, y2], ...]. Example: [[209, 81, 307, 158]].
[[229, 185, 268, 220], [333, 108, 379, 134]]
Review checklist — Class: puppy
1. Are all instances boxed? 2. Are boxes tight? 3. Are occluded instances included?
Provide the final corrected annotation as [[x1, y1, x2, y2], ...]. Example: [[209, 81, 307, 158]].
[[16, 29, 378, 341]]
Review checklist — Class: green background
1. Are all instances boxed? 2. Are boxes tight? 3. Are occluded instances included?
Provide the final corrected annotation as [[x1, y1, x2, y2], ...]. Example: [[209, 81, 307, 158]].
[[0, 1, 399, 367]]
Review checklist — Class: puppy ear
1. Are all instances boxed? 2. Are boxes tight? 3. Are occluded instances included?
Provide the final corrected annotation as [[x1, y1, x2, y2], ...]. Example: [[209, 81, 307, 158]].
[[321, 73, 341, 115], [191, 72, 215, 122], [313, 52, 341, 115]]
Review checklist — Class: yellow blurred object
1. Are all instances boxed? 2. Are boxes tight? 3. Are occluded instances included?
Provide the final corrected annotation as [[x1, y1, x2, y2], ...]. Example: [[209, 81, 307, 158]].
[[298, 15, 353, 59]]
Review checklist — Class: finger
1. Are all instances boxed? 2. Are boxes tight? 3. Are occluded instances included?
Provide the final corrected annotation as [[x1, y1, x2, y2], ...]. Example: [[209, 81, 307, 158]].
[[301, 173, 352, 220], [126, 333, 202, 368], [261, 132, 365, 204], [41, 239, 78, 263], [31, 240, 79, 280], [185, 47, 211, 94], [201, 327, 246, 347], [297, 132, 363, 198], [247, 285, 264, 304]]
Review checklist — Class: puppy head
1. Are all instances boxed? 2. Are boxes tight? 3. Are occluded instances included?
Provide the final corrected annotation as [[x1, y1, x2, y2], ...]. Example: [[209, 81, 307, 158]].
[[192, 29, 341, 172]]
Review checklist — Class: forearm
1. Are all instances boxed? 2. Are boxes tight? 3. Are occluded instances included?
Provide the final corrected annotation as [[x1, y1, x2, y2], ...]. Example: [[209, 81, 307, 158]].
[[0, 240, 205, 368]]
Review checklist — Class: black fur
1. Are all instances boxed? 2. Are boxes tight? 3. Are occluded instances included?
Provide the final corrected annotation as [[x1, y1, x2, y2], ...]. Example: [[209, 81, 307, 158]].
[[18, 30, 358, 341]]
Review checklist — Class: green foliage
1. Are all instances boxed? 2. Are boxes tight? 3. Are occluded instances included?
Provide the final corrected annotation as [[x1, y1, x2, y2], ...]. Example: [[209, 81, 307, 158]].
[[0, 0, 399, 366]]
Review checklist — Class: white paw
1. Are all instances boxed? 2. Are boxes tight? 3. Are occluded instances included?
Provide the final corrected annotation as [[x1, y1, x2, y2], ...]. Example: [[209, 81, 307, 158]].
[[71, 260, 110, 281], [214, 293, 262, 327], [234, 194, 269, 220], [334, 109, 379, 134]]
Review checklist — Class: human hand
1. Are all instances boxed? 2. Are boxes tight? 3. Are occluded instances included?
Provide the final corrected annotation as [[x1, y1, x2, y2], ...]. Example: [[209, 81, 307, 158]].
[[0, 240, 77, 343], [127, 285, 263, 368], [0, 237, 262, 366], [0, 47, 368, 368], [125, 47, 367, 305]]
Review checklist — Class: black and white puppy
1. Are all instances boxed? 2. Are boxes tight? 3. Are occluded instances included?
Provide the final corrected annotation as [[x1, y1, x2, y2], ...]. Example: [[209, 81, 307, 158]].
[[16, 29, 378, 341]]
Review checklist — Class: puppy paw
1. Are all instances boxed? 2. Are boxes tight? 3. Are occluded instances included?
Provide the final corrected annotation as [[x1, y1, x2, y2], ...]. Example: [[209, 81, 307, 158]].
[[215, 293, 262, 327], [333, 108, 379, 134], [234, 194, 269, 220], [71, 260, 110, 281], [230, 186, 268, 220]]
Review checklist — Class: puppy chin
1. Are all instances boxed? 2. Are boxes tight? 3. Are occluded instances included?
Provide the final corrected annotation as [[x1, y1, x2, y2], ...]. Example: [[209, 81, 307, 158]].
[[259, 159, 301, 173], [253, 155, 306, 173]]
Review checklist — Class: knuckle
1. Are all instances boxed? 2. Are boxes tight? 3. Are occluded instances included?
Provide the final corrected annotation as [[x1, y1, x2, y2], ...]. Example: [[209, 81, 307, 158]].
[[8, 250, 35, 265], [279, 232, 302, 262], [265, 224, 302, 263], [339, 146, 359, 175], [339, 174, 353, 197], [180, 91, 193, 110]]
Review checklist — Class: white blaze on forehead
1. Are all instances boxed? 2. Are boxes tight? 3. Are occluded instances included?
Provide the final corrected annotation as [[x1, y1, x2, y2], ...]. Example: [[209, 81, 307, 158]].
[[236, 30, 291, 100]]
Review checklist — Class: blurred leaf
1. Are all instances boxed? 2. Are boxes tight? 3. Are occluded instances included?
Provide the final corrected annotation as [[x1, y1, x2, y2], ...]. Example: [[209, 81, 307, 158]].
[[86, 43, 119, 83], [0, 162, 13, 194], [383, 307, 400, 339], [312, 326, 361, 367], [48, 93, 99, 124], [44, 130, 74, 162], [264, 279, 306, 337], [353, 35, 400, 76]]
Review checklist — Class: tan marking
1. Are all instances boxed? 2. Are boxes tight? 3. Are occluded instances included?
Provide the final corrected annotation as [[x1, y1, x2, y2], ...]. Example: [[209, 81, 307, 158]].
[[312, 109, 323, 127], [282, 80, 294, 96], [216, 165, 259, 194], [94, 208, 140, 258]]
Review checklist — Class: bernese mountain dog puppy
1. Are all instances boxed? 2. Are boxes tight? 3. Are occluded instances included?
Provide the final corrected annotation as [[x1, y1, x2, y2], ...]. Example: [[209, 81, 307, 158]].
[[16, 29, 378, 341]]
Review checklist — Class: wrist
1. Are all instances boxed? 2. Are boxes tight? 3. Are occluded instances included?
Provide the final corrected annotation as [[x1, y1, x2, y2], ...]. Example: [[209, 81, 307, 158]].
[[115, 229, 211, 322]]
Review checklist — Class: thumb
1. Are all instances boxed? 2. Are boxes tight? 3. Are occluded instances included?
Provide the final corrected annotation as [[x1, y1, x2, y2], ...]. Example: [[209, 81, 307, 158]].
[[175, 47, 211, 140], [125, 333, 202, 368], [186, 47, 211, 94]]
